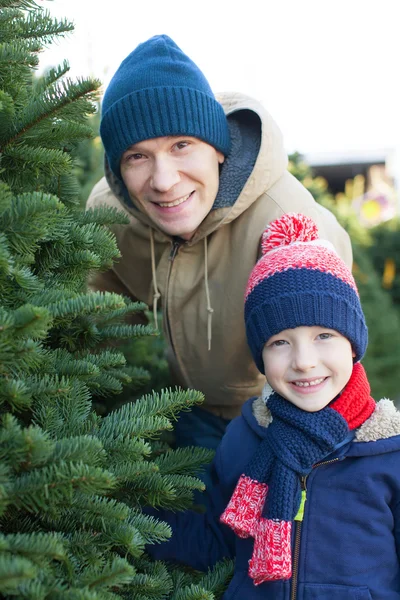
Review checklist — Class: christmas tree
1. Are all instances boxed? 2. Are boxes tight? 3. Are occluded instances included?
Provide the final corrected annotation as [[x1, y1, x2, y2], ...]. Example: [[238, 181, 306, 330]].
[[0, 1, 232, 597], [73, 108, 105, 207], [367, 217, 400, 309]]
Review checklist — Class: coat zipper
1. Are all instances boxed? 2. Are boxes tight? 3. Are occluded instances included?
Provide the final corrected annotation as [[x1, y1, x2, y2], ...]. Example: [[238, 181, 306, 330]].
[[164, 239, 182, 355], [290, 475, 307, 600], [169, 239, 181, 262], [290, 457, 341, 600]]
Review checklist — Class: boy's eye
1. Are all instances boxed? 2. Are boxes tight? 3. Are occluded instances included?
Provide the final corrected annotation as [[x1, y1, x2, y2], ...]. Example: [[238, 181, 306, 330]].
[[318, 332, 333, 340]]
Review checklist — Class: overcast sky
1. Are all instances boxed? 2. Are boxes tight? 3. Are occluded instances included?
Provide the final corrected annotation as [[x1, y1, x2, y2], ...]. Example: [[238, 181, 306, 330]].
[[40, 0, 399, 156]]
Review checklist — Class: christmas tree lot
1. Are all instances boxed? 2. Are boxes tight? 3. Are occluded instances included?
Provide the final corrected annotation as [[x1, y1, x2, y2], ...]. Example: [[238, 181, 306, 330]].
[[0, 1, 233, 598]]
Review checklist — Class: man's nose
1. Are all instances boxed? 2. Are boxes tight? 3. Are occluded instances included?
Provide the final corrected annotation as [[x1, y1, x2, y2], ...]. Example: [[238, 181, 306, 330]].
[[149, 157, 180, 192]]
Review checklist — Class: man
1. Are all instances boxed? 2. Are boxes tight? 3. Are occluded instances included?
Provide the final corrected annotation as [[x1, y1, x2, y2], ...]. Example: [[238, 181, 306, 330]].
[[87, 34, 352, 454]]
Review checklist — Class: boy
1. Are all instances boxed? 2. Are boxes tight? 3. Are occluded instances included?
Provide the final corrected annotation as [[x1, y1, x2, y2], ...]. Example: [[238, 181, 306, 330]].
[[150, 213, 400, 599]]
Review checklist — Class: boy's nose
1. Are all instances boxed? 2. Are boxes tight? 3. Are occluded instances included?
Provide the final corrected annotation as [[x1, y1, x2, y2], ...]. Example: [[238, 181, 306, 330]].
[[291, 346, 317, 372], [149, 157, 180, 192]]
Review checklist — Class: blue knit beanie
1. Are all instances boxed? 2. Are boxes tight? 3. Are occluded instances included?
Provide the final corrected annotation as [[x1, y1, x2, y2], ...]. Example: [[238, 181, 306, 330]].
[[100, 35, 231, 177], [244, 214, 368, 373]]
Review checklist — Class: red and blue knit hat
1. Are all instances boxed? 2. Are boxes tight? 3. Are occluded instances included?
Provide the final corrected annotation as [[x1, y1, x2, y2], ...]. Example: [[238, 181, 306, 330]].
[[244, 213, 368, 373]]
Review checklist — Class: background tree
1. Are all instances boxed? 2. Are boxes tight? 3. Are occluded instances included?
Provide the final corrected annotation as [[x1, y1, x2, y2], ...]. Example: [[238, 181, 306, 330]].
[[351, 245, 400, 400], [366, 217, 400, 309], [73, 108, 105, 207], [0, 1, 232, 598], [288, 152, 371, 246]]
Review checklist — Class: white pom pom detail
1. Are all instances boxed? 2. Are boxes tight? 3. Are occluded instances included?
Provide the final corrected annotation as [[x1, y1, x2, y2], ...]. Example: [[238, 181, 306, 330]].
[[261, 213, 319, 255]]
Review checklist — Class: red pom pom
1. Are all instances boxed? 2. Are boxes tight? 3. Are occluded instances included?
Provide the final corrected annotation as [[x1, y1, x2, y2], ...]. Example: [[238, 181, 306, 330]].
[[261, 213, 319, 255]]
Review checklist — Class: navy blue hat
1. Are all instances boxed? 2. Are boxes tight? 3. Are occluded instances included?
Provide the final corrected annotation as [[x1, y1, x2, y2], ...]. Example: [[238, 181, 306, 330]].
[[100, 35, 231, 177], [244, 214, 368, 373]]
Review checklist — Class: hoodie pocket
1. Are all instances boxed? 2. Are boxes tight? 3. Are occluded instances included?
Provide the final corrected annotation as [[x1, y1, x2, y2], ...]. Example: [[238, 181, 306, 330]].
[[302, 583, 372, 599], [225, 571, 287, 599]]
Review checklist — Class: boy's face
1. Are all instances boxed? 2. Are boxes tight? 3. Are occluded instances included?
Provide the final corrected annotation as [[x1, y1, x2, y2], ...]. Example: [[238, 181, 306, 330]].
[[262, 326, 355, 412], [120, 136, 224, 241]]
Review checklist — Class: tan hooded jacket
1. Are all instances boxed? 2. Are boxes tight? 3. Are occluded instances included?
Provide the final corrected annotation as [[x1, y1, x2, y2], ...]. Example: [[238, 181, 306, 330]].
[[86, 92, 352, 420]]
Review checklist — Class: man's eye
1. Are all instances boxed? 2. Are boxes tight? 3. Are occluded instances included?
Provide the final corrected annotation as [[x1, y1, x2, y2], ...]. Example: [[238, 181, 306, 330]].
[[271, 340, 287, 347], [318, 333, 333, 340], [123, 152, 143, 161], [175, 141, 189, 150]]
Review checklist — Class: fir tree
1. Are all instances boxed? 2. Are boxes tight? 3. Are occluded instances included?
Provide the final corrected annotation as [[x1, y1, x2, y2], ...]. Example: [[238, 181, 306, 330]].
[[73, 108, 105, 207], [288, 152, 370, 246], [367, 217, 400, 309], [0, 1, 233, 598], [352, 245, 400, 401]]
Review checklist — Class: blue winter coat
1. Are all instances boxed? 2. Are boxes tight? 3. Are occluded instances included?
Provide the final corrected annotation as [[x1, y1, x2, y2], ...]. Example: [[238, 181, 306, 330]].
[[150, 396, 400, 599]]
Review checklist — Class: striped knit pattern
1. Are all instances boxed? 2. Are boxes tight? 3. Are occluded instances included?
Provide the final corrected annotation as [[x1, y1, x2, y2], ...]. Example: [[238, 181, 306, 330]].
[[249, 519, 292, 584], [221, 476, 268, 538], [220, 363, 375, 585], [246, 243, 358, 298], [244, 213, 368, 373]]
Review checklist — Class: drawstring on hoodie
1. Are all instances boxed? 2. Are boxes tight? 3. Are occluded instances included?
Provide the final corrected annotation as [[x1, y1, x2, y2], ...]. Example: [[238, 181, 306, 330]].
[[204, 237, 214, 351], [149, 228, 161, 330], [149, 229, 213, 350]]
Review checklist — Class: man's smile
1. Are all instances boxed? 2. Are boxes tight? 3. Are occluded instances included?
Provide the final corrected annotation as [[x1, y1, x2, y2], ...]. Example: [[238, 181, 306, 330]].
[[153, 191, 194, 208]]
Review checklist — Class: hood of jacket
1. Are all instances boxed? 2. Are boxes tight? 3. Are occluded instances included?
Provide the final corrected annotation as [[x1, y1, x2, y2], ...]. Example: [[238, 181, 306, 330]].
[[104, 91, 288, 243], [242, 391, 400, 458]]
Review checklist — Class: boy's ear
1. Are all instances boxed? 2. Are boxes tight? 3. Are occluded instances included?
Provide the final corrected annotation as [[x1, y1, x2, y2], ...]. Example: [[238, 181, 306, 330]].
[[352, 349, 356, 359]]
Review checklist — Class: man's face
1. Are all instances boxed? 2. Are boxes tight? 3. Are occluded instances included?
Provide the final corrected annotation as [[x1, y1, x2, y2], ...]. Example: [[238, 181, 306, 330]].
[[262, 326, 355, 412], [120, 136, 225, 240]]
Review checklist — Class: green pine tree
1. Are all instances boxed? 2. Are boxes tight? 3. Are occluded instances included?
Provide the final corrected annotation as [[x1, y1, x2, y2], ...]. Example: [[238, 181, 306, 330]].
[[0, 1, 233, 597], [288, 152, 370, 246], [73, 107, 105, 207], [352, 245, 400, 401], [367, 217, 400, 309]]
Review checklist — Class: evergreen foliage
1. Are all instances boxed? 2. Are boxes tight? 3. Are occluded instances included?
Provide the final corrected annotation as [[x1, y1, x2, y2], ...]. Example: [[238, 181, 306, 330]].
[[74, 108, 105, 207], [367, 217, 400, 308], [352, 245, 400, 401], [288, 152, 371, 246], [0, 1, 233, 597]]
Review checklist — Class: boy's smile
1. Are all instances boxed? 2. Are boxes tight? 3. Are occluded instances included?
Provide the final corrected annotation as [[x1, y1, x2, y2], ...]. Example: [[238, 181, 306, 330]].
[[262, 326, 355, 412]]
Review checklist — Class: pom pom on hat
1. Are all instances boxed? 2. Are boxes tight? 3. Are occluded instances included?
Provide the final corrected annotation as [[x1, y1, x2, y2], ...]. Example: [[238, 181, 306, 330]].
[[261, 213, 319, 255], [244, 213, 368, 373]]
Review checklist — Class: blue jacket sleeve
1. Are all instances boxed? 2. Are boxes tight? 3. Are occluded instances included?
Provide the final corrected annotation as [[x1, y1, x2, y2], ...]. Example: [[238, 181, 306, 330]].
[[146, 450, 236, 571]]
